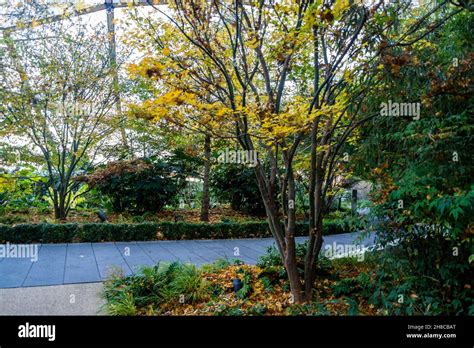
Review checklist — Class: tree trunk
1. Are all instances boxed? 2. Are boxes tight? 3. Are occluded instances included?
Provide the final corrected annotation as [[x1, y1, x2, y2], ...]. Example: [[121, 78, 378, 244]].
[[56, 191, 68, 221], [200, 134, 211, 222], [285, 168, 305, 303], [53, 202, 67, 221], [303, 27, 322, 301], [285, 234, 305, 303], [252, 161, 305, 303]]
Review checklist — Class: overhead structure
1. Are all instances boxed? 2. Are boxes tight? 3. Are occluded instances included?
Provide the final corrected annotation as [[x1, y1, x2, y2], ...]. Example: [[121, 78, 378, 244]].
[[0, 0, 164, 32], [1, 0, 166, 156]]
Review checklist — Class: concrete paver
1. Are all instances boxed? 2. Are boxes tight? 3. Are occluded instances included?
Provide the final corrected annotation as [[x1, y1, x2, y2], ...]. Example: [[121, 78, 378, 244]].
[[0, 232, 376, 288]]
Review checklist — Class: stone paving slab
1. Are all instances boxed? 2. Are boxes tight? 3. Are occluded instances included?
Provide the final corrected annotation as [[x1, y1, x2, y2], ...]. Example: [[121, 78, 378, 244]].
[[0, 257, 37, 288], [92, 242, 132, 280], [192, 240, 257, 263], [23, 244, 66, 287], [115, 242, 155, 273], [63, 243, 101, 284], [0, 245, 42, 288], [0, 232, 375, 288], [136, 241, 184, 263]]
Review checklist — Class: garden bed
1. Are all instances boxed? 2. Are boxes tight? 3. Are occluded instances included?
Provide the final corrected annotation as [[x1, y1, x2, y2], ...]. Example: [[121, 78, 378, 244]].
[[102, 257, 380, 316], [0, 207, 264, 225]]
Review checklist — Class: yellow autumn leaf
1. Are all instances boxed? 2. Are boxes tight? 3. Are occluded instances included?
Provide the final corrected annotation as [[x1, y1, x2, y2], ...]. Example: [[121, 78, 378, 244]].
[[74, 0, 87, 11], [247, 37, 259, 49], [333, 0, 349, 17]]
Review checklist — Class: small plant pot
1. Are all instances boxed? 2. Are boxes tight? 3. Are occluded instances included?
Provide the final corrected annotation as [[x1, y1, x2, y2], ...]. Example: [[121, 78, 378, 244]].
[[232, 278, 243, 292]]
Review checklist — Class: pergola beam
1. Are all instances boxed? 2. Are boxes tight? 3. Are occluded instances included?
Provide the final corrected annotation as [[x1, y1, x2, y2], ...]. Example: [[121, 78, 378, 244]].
[[0, 0, 165, 32]]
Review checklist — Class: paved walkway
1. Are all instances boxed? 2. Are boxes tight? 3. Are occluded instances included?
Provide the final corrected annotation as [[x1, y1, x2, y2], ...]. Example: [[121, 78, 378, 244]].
[[0, 232, 375, 288], [0, 283, 106, 315]]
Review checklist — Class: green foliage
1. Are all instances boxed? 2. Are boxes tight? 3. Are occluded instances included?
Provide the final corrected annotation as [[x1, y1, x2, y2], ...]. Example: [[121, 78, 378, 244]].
[[0, 220, 343, 243], [199, 258, 233, 273], [351, 11, 474, 316], [105, 291, 137, 316], [323, 217, 364, 234], [235, 267, 253, 299], [213, 306, 245, 316], [366, 239, 473, 315], [328, 245, 473, 315], [103, 262, 208, 315], [85, 157, 189, 214], [257, 241, 332, 277], [285, 302, 330, 316], [159, 262, 208, 304], [0, 167, 49, 212], [332, 272, 373, 297], [210, 163, 266, 216], [259, 275, 274, 292]]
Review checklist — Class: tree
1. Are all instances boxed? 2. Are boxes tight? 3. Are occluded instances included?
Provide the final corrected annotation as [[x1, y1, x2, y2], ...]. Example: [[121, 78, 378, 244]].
[[125, 9, 232, 222], [0, 7, 121, 220], [352, 10, 473, 313], [126, 0, 465, 302]]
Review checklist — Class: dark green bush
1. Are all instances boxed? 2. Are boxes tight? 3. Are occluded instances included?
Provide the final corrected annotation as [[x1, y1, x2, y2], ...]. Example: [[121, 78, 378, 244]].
[[84, 157, 188, 214], [0, 218, 350, 244], [364, 230, 474, 315], [210, 163, 267, 216], [257, 240, 333, 279], [323, 217, 364, 235], [349, 12, 474, 316], [40, 223, 77, 243]]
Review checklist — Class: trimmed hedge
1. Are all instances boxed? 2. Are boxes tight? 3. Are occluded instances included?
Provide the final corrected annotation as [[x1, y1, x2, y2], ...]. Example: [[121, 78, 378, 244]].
[[0, 220, 351, 244]]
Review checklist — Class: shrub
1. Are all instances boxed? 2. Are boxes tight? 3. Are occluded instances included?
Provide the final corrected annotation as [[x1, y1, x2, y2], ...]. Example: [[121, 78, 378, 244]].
[[0, 218, 351, 244], [0, 167, 50, 212], [363, 230, 474, 315], [350, 12, 474, 316], [323, 216, 365, 234], [103, 262, 208, 315], [257, 242, 311, 275], [81, 158, 187, 214], [257, 241, 333, 281], [159, 263, 208, 304], [210, 163, 267, 216]]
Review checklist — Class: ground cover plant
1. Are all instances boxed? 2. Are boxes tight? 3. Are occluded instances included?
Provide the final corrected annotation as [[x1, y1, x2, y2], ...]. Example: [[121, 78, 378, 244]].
[[102, 245, 473, 316]]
